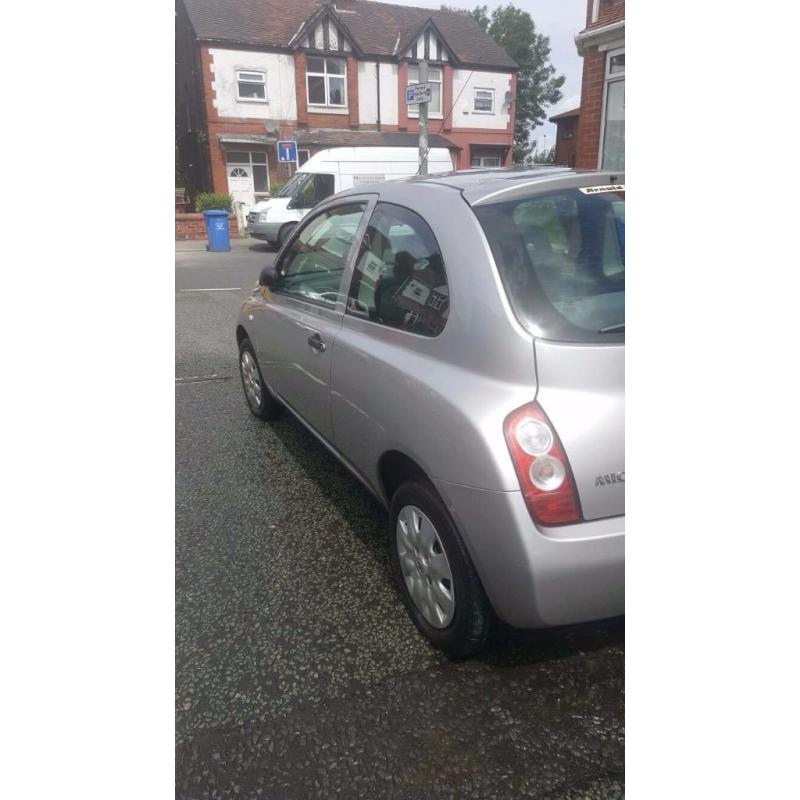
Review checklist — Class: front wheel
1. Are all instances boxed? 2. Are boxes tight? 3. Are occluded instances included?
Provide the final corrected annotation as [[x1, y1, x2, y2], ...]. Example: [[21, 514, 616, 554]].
[[276, 223, 296, 248], [238, 337, 283, 420], [389, 481, 494, 657]]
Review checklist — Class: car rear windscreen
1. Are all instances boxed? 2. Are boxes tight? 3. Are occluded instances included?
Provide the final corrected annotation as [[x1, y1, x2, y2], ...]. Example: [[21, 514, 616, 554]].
[[473, 186, 624, 342]]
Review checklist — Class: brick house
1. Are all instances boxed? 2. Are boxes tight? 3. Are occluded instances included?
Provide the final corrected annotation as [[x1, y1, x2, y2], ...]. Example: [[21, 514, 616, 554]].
[[573, 0, 624, 170], [548, 107, 580, 167], [176, 0, 518, 206]]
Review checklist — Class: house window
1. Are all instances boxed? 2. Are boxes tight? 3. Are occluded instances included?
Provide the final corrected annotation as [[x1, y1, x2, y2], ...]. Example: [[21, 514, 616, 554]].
[[236, 70, 267, 102], [473, 88, 494, 113], [225, 151, 270, 194], [408, 65, 442, 116], [471, 155, 502, 168], [306, 56, 346, 108], [298, 149, 311, 167], [600, 48, 624, 170]]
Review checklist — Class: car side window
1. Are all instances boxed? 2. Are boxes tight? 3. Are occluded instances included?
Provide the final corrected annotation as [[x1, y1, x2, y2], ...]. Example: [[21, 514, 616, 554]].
[[346, 203, 449, 337], [276, 202, 367, 307]]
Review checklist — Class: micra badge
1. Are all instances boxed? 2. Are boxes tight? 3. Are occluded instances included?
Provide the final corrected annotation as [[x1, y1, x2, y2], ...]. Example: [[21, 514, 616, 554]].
[[595, 471, 625, 487]]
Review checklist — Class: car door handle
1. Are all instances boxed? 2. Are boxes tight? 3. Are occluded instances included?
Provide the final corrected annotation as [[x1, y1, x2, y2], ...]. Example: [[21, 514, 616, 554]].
[[307, 333, 327, 352]]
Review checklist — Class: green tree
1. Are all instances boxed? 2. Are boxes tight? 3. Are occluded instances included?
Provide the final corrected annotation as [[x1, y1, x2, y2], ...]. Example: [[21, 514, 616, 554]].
[[442, 4, 565, 162]]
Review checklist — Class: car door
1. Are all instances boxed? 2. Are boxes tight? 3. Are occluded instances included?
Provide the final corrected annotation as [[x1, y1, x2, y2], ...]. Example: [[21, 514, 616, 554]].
[[331, 201, 452, 489], [253, 198, 372, 442]]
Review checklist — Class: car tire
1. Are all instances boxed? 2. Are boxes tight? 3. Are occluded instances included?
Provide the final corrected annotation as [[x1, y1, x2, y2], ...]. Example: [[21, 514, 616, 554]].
[[277, 223, 295, 248], [238, 337, 283, 420], [389, 481, 494, 657]]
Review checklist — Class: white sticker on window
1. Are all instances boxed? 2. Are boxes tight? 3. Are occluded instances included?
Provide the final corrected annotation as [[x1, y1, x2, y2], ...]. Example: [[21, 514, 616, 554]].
[[579, 184, 625, 194]]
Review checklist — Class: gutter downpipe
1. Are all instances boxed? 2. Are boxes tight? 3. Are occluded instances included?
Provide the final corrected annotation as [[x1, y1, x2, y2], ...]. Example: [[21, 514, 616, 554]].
[[376, 62, 382, 131]]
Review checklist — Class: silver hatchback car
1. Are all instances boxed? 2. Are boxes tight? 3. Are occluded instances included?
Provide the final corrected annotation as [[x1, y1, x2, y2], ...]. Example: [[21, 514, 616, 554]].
[[236, 168, 624, 655]]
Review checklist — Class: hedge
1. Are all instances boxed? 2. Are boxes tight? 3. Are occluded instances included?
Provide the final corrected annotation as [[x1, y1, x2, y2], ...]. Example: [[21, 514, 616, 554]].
[[195, 192, 233, 212]]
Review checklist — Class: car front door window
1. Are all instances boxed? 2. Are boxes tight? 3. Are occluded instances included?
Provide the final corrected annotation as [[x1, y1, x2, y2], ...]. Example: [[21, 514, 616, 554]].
[[276, 203, 367, 307]]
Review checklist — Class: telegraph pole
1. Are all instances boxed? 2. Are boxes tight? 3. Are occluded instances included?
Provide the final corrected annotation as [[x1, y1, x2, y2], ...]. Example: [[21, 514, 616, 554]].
[[418, 58, 428, 175]]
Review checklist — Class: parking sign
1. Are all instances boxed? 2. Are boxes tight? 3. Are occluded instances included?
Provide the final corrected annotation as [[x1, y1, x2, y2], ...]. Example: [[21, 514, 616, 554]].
[[277, 140, 298, 163], [405, 83, 432, 106]]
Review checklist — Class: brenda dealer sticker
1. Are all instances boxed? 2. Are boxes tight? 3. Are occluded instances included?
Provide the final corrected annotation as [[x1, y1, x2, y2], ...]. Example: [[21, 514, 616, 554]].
[[579, 184, 625, 194]]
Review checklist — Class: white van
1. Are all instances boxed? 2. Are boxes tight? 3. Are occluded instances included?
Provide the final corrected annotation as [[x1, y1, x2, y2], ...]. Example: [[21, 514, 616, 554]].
[[246, 146, 454, 246]]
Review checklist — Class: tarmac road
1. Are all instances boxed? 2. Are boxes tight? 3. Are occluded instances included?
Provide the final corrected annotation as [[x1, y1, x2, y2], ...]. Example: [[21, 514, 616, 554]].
[[175, 240, 624, 799]]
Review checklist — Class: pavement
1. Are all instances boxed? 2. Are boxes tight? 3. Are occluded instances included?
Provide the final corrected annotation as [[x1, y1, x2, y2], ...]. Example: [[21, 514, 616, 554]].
[[175, 243, 625, 799], [176, 235, 263, 253]]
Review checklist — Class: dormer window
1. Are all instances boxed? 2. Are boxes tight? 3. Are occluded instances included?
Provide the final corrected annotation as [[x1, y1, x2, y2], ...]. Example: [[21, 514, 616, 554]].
[[236, 70, 267, 102], [307, 56, 347, 108], [408, 65, 441, 116]]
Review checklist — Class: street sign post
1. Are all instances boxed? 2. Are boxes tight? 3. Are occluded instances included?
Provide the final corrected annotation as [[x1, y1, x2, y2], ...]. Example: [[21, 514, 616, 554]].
[[405, 83, 433, 106], [413, 61, 431, 176], [277, 140, 298, 163]]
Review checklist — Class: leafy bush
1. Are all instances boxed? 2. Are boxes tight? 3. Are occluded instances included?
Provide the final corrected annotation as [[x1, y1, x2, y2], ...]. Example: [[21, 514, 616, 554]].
[[269, 181, 285, 196], [195, 192, 233, 212]]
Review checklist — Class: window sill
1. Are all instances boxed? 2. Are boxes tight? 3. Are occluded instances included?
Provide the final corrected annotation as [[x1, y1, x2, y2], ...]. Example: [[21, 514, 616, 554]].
[[307, 105, 349, 114], [236, 98, 269, 104], [471, 110, 495, 115]]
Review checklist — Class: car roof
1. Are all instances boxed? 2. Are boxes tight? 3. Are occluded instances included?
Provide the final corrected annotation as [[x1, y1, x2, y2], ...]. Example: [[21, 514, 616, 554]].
[[337, 166, 624, 207]]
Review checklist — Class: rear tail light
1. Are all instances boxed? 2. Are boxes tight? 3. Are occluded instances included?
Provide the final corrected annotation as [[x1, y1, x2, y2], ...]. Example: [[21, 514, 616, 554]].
[[503, 401, 582, 525]]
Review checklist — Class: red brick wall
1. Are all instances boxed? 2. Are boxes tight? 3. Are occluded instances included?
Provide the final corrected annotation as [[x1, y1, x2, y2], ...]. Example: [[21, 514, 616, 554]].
[[176, 213, 240, 241], [554, 116, 579, 167], [346, 55, 359, 127], [586, 0, 625, 26], [294, 52, 308, 126], [575, 47, 605, 169], [398, 62, 409, 131]]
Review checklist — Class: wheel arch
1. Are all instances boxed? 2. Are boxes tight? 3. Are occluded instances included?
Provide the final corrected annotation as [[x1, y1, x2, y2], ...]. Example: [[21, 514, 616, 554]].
[[378, 449, 437, 506]]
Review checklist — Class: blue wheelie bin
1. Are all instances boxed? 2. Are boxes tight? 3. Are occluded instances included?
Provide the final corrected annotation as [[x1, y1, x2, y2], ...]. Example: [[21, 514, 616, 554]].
[[204, 209, 231, 252]]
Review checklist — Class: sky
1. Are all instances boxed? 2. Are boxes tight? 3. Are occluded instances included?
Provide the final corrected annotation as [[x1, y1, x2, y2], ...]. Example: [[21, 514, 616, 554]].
[[380, 0, 586, 152]]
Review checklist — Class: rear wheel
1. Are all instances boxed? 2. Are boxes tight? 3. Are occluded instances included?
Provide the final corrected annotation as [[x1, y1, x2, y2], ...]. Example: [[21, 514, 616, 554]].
[[389, 481, 494, 657], [238, 337, 283, 420]]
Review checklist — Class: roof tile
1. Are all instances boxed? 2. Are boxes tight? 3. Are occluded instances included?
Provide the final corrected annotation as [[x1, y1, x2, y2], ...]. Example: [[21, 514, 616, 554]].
[[182, 0, 517, 69]]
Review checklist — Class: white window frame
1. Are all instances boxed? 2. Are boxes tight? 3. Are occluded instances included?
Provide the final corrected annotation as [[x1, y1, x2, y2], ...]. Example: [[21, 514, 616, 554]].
[[408, 65, 442, 118], [473, 87, 495, 114], [297, 148, 311, 167], [236, 70, 267, 103], [224, 150, 271, 196], [597, 47, 625, 169], [470, 155, 502, 168], [306, 57, 347, 109]]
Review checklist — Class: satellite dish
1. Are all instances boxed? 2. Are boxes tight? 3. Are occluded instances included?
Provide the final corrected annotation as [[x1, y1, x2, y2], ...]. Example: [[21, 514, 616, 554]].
[[264, 121, 279, 134], [504, 90, 514, 105]]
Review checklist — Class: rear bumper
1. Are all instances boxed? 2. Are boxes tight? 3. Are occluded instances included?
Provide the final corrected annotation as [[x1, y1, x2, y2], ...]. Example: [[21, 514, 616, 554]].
[[434, 479, 624, 629]]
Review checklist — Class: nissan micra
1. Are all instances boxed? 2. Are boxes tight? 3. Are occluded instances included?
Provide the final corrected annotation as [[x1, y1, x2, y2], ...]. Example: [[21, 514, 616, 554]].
[[236, 168, 624, 656]]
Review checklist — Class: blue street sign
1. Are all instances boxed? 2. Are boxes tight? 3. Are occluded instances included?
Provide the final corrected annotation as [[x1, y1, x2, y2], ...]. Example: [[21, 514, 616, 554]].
[[277, 140, 298, 163]]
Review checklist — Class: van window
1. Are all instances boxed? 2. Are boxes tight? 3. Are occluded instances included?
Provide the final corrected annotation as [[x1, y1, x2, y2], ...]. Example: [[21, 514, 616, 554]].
[[346, 203, 449, 337], [473, 187, 625, 341], [290, 173, 336, 208]]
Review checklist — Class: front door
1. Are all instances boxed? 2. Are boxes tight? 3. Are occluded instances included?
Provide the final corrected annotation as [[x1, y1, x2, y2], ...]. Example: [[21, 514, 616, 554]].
[[227, 165, 254, 207], [253, 199, 370, 441]]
